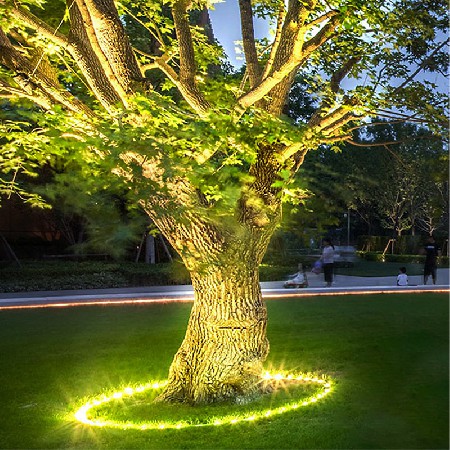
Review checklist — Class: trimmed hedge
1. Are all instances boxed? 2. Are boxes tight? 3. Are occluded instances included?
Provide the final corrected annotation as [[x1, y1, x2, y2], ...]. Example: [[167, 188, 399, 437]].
[[0, 261, 191, 293], [358, 251, 449, 266], [357, 235, 448, 255], [0, 260, 294, 293]]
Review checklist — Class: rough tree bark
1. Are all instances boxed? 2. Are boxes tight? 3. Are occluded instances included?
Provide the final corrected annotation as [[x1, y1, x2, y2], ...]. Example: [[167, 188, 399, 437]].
[[142, 154, 282, 402], [160, 263, 270, 403]]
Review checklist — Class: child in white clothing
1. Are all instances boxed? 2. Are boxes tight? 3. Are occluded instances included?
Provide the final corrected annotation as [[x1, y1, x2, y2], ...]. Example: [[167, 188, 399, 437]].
[[284, 263, 308, 288], [397, 267, 408, 286]]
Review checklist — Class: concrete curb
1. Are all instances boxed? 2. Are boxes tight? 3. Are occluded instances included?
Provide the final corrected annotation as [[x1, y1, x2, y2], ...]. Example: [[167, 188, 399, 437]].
[[0, 282, 447, 309]]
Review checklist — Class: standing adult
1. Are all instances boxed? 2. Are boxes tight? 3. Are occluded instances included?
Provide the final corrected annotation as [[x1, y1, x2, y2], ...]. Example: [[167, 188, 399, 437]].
[[321, 238, 335, 287], [423, 236, 440, 285]]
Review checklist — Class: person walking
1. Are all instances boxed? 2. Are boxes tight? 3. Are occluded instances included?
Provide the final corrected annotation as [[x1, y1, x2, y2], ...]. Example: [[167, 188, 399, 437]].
[[422, 236, 440, 285], [320, 238, 335, 287]]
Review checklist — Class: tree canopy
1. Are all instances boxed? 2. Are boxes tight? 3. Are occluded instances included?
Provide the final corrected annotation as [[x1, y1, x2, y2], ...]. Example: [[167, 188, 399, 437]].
[[0, 0, 448, 209]]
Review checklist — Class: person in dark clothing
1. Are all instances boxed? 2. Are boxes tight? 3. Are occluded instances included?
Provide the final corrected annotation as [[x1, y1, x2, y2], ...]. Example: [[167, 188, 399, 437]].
[[423, 236, 440, 285], [320, 238, 335, 287]]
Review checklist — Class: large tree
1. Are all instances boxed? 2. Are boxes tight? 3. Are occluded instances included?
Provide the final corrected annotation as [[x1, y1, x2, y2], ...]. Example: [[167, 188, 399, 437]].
[[0, 0, 448, 404]]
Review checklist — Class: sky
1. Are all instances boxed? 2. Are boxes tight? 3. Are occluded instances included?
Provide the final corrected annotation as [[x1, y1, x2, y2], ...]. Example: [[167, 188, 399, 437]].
[[208, 3, 448, 96], [209, 2, 269, 67]]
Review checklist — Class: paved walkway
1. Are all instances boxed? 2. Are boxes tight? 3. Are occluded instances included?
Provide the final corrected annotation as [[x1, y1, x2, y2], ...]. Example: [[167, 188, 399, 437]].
[[0, 269, 448, 309]]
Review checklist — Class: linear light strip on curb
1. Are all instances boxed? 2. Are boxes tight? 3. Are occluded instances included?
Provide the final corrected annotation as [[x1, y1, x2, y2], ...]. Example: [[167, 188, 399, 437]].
[[74, 372, 334, 430], [1, 288, 448, 310]]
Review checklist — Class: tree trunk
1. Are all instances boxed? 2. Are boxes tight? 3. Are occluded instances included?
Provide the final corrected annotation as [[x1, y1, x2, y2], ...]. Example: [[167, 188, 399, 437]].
[[157, 262, 270, 404], [145, 148, 282, 405]]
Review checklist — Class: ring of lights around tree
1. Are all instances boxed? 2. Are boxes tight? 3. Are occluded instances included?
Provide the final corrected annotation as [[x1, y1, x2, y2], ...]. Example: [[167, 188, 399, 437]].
[[74, 372, 334, 430]]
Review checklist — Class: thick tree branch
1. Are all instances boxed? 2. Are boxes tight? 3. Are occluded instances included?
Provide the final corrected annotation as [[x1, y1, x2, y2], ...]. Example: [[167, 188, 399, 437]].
[[263, 10, 340, 115], [262, 4, 286, 80], [0, 27, 95, 117], [67, 2, 124, 110], [237, 60, 299, 110], [329, 57, 360, 93], [279, 142, 309, 163], [308, 56, 360, 132], [256, 0, 317, 114], [237, 11, 340, 113], [9, 4, 121, 112], [11, 6, 69, 49], [299, 14, 340, 61], [309, 99, 358, 130], [73, 0, 138, 107], [305, 9, 339, 29], [320, 111, 356, 136], [82, 0, 142, 87], [238, 0, 261, 88], [172, 0, 210, 115]]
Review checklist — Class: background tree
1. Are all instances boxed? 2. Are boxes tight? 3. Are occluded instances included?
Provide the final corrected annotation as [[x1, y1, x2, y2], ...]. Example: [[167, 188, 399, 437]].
[[0, 0, 448, 404], [361, 121, 448, 237], [300, 120, 448, 240]]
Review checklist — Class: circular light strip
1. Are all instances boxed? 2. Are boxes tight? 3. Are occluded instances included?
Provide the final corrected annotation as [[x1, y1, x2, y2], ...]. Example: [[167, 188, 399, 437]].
[[74, 372, 334, 430]]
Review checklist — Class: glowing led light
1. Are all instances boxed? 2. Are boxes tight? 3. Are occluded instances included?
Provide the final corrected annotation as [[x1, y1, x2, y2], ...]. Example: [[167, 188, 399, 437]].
[[73, 372, 334, 431], [1, 287, 447, 311]]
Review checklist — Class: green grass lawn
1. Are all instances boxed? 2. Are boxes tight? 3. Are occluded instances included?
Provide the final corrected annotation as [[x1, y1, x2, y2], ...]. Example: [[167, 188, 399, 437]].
[[0, 293, 448, 449]]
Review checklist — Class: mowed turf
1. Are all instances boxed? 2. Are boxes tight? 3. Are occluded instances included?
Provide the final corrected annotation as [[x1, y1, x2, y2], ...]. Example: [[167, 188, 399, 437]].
[[0, 293, 447, 449]]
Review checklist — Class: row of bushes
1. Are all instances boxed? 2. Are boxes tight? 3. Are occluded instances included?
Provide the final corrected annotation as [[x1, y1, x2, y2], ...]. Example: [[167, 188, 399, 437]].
[[0, 260, 295, 293], [357, 235, 448, 255], [0, 261, 191, 293], [358, 251, 449, 265]]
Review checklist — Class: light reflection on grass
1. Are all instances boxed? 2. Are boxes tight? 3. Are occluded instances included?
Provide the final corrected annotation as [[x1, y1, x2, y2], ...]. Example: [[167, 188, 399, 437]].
[[74, 372, 334, 430]]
